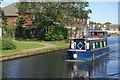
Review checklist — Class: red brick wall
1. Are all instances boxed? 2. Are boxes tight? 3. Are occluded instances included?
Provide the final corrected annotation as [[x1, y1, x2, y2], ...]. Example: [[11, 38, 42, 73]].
[[19, 14, 33, 27], [7, 14, 33, 27], [7, 16, 16, 25]]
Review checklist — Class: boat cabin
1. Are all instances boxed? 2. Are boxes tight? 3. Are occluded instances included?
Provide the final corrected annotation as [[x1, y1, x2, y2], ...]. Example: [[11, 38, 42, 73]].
[[69, 38, 107, 51], [89, 30, 108, 40], [69, 30, 108, 51], [67, 30, 109, 60]]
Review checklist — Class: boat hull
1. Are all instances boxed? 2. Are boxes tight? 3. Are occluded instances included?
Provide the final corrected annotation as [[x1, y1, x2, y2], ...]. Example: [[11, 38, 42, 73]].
[[67, 47, 109, 61]]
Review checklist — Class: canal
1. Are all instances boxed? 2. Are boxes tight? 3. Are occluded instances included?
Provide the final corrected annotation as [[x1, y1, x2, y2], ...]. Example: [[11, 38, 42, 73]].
[[2, 36, 119, 79]]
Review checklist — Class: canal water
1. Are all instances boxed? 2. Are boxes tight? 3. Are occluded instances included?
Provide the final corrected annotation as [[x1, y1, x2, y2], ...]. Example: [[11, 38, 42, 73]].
[[2, 36, 119, 79]]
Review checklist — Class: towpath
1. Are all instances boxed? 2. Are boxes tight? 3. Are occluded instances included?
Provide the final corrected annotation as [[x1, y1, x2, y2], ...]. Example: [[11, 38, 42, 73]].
[[20, 42, 57, 52]]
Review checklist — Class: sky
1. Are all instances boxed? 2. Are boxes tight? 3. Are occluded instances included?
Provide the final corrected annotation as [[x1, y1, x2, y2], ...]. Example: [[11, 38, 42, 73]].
[[1, 0, 119, 24], [88, 2, 118, 24]]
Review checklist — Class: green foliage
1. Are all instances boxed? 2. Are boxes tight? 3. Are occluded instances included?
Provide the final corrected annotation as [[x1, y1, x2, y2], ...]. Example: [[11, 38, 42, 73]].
[[2, 39, 16, 50], [16, 16, 26, 39], [106, 27, 110, 30], [74, 2, 92, 20], [119, 25, 120, 30], [89, 21, 97, 24], [1, 10, 8, 26], [89, 21, 102, 25], [104, 22, 111, 25], [2, 30, 16, 50], [16, 2, 91, 40], [94, 25, 99, 30], [45, 24, 68, 41]]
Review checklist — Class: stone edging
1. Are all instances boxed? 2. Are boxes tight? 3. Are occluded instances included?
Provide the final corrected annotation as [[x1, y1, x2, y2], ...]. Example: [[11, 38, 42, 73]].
[[0, 46, 68, 61]]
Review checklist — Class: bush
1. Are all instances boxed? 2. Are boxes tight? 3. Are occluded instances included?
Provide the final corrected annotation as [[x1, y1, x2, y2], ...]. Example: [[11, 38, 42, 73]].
[[2, 39, 16, 50], [44, 24, 69, 41]]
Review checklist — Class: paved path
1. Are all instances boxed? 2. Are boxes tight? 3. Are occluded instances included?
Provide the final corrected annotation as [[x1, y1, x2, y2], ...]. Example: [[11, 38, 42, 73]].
[[20, 42, 57, 52]]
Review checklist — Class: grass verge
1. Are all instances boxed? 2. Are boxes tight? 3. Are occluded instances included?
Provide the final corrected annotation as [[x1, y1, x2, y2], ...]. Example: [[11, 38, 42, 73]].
[[1, 40, 69, 57], [110, 33, 120, 36]]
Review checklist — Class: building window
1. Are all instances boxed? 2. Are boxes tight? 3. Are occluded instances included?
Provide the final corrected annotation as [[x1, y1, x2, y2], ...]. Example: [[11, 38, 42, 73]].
[[32, 15, 35, 19], [104, 25, 106, 28], [15, 17, 18, 21]]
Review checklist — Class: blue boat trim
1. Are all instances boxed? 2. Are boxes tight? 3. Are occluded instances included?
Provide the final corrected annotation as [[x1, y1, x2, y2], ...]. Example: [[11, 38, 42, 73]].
[[67, 30, 110, 61]]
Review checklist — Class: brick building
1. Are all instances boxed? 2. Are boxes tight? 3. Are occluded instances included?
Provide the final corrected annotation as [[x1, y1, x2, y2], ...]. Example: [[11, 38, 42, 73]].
[[65, 18, 87, 39], [2, 3, 18, 26], [2, 3, 33, 27], [2, 3, 88, 39], [88, 24, 119, 34]]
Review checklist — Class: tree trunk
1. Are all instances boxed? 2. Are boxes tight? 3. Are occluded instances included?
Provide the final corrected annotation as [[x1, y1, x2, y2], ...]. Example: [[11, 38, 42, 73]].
[[85, 19, 87, 25], [13, 31, 15, 38]]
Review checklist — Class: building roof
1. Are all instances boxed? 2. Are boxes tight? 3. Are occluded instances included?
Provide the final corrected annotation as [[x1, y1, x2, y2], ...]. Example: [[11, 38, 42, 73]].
[[109, 24, 118, 29], [89, 24, 118, 29], [2, 3, 18, 17]]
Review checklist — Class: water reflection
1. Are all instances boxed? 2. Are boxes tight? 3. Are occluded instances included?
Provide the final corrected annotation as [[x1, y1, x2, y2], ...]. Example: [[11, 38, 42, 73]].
[[68, 54, 109, 79], [2, 36, 119, 79]]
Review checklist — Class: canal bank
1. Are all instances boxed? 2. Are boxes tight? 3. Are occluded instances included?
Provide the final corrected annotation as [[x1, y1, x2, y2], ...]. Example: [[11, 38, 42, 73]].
[[1, 40, 69, 61], [2, 36, 119, 78], [1, 46, 68, 61]]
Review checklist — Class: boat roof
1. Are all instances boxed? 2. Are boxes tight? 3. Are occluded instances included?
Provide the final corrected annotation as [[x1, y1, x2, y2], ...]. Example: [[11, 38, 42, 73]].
[[90, 30, 107, 33], [86, 38, 105, 41], [70, 38, 105, 41]]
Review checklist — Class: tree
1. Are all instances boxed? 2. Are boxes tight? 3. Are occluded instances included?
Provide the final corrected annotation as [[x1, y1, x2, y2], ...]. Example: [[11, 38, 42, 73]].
[[1, 10, 9, 38], [17, 1, 92, 40], [104, 22, 111, 25], [106, 27, 110, 30], [119, 25, 120, 31], [89, 21, 96, 24], [1, 10, 16, 50], [74, 2, 92, 24], [1, 10, 8, 26], [1, 10, 8, 33], [17, 2, 75, 40], [15, 16, 26, 39]]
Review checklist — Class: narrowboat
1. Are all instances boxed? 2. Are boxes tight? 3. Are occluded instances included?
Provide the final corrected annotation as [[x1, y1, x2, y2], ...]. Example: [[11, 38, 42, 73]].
[[67, 30, 109, 61]]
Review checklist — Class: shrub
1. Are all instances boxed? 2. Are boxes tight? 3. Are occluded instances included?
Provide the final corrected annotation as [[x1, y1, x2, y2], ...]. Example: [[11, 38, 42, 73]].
[[2, 39, 16, 50], [45, 24, 69, 41], [58, 34, 64, 40]]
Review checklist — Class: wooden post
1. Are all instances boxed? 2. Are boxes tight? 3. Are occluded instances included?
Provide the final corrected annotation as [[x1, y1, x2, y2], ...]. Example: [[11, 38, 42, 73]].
[[92, 52, 95, 61]]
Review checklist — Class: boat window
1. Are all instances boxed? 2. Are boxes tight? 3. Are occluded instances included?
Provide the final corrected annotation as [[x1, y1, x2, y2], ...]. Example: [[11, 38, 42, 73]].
[[91, 32, 94, 35], [105, 40, 107, 46], [98, 41, 100, 48], [102, 41, 104, 47], [91, 42, 93, 50], [98, 32, 104, 35], [91, 32, 97, 35], [95, 42, 98, 48], [93, 43, 95, 49], [91, 42, 97, 50]]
